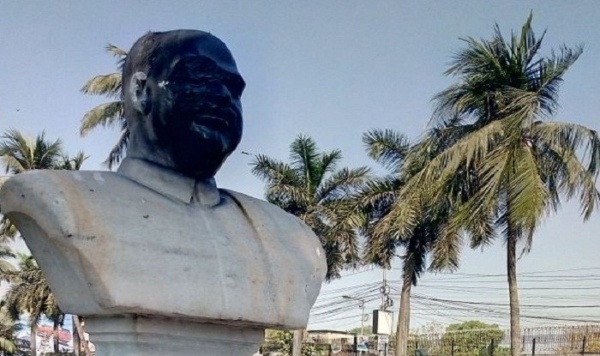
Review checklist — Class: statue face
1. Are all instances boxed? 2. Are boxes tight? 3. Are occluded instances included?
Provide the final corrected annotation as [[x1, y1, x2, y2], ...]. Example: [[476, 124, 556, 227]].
[[133, 34, 245, 178]]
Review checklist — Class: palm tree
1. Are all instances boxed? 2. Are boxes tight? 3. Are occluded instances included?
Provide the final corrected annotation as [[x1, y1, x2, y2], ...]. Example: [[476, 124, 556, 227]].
[[387, 15, 599, 356], [0, 129, 63, 175], [360, 129, 418, 356], [3, 254, 52, 356], [0, 247, 18, 355], [80, 44, 128, 168], [251, 134, 370, 356], [360, 129, 476, 356], [0, 308, 21, 355], [251, 134, 370, 280]]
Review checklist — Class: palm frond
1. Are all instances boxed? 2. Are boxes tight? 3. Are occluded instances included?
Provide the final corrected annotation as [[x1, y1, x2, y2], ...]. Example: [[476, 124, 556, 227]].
[[0, 130, 64, 173], [80, 101, 124, 136], [289, 135, 321, 194], [316, 166, 370, 203], [505, 145, 549, 237], [363, 129, 410, 174], [0, 217, 17, 243], [105, 44, 128, 59], [537, 135, 600, 220], [534, 45, 582, 117], [80, 44, 128, 161], [105, 124, 129, 169], [533, 121, 600, 177], [429, 223, 463, 272], [356, 175, 402, 214], [80, 73, 122, 96]]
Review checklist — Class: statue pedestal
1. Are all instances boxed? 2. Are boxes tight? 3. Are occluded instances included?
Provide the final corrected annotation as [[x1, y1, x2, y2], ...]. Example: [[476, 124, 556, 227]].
[[86, 315, 263, 356]]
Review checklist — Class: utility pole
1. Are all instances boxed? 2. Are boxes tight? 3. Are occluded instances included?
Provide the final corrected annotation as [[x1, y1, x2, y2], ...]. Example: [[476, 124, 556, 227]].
[[343, 295, 368, 355]]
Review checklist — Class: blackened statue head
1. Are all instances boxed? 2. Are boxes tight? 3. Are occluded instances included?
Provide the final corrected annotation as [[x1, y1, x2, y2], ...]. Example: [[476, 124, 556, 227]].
[[123, 30, 245, 179]]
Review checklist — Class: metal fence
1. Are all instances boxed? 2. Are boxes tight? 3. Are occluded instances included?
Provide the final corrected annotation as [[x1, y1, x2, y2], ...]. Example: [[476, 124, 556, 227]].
[[261, 325, 600, 356], [410, 325, 600, 355]]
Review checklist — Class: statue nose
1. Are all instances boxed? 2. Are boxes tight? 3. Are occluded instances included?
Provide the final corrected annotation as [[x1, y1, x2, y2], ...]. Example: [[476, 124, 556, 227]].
[[208, 83, 233, 105]]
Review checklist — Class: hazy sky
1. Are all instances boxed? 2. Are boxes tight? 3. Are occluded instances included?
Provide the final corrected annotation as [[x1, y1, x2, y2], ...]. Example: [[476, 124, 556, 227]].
[[1, 1, 600, 332]]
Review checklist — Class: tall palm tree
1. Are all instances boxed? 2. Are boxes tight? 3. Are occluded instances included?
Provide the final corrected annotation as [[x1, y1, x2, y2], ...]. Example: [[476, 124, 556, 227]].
[[386, 15, 600, 356], [360, 129, 417, 356], [251, 134, 370, 356], [360, 129, 477, 356], [80, 44, 128, 168]]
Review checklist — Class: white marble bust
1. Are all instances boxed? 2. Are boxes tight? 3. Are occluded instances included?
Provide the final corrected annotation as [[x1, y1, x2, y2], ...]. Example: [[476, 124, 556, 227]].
[[0, 30, 326, 355]]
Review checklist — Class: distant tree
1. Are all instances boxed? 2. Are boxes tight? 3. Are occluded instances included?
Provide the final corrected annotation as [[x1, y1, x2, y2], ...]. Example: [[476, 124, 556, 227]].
[[347, 326, 373, 336], [80, 44, 128, 168], [441, 321, 507, 356]]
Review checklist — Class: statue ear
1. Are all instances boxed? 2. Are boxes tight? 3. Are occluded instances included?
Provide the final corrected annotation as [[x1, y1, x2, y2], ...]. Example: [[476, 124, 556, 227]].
[[128, 72, 150, 115]]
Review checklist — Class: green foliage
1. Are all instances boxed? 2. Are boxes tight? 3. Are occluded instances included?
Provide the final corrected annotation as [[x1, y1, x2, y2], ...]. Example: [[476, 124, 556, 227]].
[[347, 326, 373, 336], [265, 330, 314, 356], [0, 309, 20, 354], [80, 44, 128, 168], [251, 134, 370, 280], [0, 130, 63, 174], [439, 321, 505, 356], [2, 254, 58, 325]]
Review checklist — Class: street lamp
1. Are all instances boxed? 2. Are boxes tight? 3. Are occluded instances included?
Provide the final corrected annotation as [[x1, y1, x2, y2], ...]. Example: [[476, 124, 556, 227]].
[[342, 295, 367, 338]]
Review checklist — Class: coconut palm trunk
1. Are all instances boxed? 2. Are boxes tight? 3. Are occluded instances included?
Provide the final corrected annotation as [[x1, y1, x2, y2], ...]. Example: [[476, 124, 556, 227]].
[[30, 323, 36, 356], [507, 227, 521, 356], [73, 316, 90, 356], [53, 317, 59, 353], [395, 277, 411, 356], [72, 316, 80, 356]]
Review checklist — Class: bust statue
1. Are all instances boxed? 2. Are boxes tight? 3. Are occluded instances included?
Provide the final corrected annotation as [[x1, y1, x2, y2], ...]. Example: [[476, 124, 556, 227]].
[[0, 30, 326, 356]]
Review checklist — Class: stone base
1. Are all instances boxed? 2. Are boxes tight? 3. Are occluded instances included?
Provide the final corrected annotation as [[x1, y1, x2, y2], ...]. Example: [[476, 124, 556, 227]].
[[86, 315, 263, 356]]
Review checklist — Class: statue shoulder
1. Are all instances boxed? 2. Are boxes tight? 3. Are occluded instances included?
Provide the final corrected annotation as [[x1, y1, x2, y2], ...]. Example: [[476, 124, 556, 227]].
[[1, 169, 116, 202], [222, 189, 297, 217], [0, 170, 118, 235], [221, 189, 315, 234]]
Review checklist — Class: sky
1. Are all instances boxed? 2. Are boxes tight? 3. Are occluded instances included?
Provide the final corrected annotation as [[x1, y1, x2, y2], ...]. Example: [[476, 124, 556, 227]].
[[1, 0, 600, 333]]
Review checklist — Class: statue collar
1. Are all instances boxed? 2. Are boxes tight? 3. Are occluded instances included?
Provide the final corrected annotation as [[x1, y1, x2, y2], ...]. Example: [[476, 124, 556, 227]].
[[117, 158, 220, 207]]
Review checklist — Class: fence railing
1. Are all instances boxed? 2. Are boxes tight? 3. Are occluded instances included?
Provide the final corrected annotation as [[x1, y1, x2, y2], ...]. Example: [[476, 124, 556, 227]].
[[260, 325, 600, 356]]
